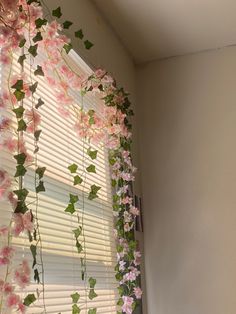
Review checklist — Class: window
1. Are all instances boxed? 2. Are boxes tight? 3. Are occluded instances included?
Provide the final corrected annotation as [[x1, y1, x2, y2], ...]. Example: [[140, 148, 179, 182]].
[[0, 50, 118, 313]]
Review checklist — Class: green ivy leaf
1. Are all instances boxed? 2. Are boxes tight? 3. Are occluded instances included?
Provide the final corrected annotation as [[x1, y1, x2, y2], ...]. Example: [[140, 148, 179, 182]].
[[63, 43, 72, 54], [19, 38, 26, 48], [74, 175, 83, 185], [115, 272, 123, 281], [17, 119, 27, 131], [109, 158, 116, 166], [12, 79, 23, 90], [28, 44, 38, 57], [52, 6, 62, 18], [14, 90, 25, 101], [14, 164, 27, 177], [89, 277, 96, 288], [117, 298, 124, 306], [88, 110, 95, 125], [23, 293, 36, 306], [14, 201, 28, 214], [18, 54, 26, 66], [87, 148, 97, 160], [30, 244, 37, 267], [63, 20, 73, 29], [65, 203, 75, 214], [13, 106, 24, 118], [29, 82, 38, 94], [34, 130, 42, 141], [117, 286, 125, 296], [86, 164, 96, 173], [36, 181, 45, 193], [33, 32, 43, 43], [68, 163, 78, 173], [76, 240, 83, 253], [111, 179, 117, 187], [36, 98, 44, 109], [14, 153, 26, 165], [88, 289, 97, 300], [27, 0, 40, 4], [73, 226, 82, 238], [75, 29, 84, 39], [36, 167, 46, 179], [34, 146, 39, 154], [34, 268, 40, 283], [88, 309, 97, 314], [34, 65, 44, 76], [88, 184, 101, 200], [84, 40, 94, 50], [35, 18, 47, 28], [70, 194, 79, 204], [72, 304, 81, 314], [13, 188, 28, 201], [71, 292, 80, 303]]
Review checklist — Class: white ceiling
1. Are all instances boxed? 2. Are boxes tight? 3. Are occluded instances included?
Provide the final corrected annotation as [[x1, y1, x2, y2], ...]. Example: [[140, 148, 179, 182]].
[[92, 0, 236, 64]]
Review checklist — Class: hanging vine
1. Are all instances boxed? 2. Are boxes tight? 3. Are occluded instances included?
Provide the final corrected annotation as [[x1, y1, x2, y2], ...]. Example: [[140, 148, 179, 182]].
[[0, 1, 142, 313]]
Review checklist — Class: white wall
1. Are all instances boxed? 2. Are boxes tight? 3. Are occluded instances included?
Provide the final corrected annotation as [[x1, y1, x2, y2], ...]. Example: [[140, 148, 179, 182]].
[[136, 46, 236, 314]]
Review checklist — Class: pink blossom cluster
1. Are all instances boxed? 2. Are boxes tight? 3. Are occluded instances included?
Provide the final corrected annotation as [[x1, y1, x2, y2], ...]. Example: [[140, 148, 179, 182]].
[[14, 259, 31, 288], [12, 211, 34, 236], [0, 230, 30, 313], [0, 0, 43, 65], [0, 245, 14, 266], [0, 279, 26, 313]]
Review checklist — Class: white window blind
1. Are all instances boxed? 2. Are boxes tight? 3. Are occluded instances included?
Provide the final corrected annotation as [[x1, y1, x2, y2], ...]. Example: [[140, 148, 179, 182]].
[[0, 49, 118, 313]]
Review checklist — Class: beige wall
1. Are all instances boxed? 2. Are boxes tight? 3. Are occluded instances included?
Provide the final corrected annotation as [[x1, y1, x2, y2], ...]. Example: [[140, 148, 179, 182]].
[[136, 47, 236, 314]]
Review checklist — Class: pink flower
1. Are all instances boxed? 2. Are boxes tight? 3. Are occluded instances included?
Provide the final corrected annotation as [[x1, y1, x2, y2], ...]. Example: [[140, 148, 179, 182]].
[[94, 68, 106, 79], [8, 191, 17, 209], [60, 64, 74, 80], [123, 267, 140, 282], [102, 74, 114, 85], [12, 211, 34, 236], [129, 206, 139, 216], [106, 136, 119, 149], [14, 259, 31, 288], [1, 0, 18, 11], [124, 211, 132, 223], [134, 251, 141, 266], [0, 225, 8, 236], [1, 136, 18, 152], [0, 116, 11, 130], [119, 260, 126, 272], [3, 282, 14, 295], [18, 302, 26, 313], [6, 293, 20, 308], [121, 172, 134, 182], [121, 196, 132, 205], [0, 169, 11, 199], [25, 109, 41, 133], [122, 296, 133, 314], [134, 287, 142, 299], [124, 222, 133, 232], [0, 256, 10, 265], [0, 52, 11, 65], [123, 271, 137, 282], [0, 246, 14, 258]]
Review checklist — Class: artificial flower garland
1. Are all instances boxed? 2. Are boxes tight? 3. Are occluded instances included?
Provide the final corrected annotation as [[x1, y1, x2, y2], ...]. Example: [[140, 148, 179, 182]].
[[0, 1, 142, 313]]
